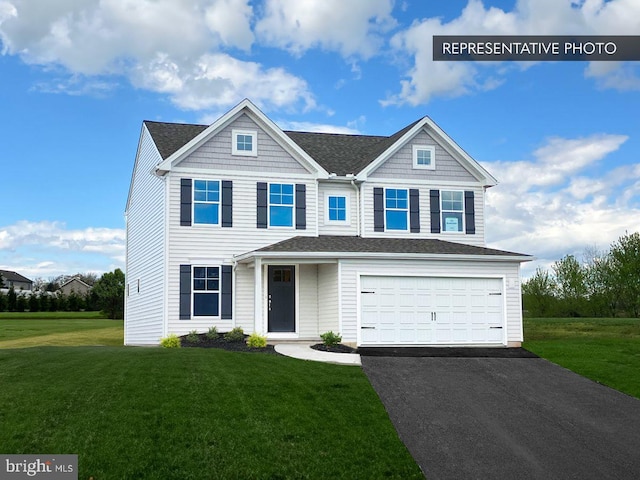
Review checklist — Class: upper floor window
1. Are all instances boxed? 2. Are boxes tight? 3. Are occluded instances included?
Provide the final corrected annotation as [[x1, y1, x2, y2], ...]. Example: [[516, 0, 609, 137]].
[[269, 183, 294, 227], [327, 195, 348, 223], [441, 190, 464, 232], [193, 180, 220, 225], [193, 266, 220, 317], [413, 145, 436, 170], [232, 129, 257, 156], [385, 188, 408, 230]]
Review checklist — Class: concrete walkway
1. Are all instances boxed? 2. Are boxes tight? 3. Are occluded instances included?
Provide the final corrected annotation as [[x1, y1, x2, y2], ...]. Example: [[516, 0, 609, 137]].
[[274, 343, 361, 366]]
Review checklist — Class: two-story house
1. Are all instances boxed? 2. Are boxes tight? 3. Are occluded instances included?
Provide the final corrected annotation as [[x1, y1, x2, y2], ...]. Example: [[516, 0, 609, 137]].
[[125, 99, 531, 347]]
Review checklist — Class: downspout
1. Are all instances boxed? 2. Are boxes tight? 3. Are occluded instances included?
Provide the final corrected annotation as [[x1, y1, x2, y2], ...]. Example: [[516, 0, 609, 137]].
[[350, 178, 361, 236]]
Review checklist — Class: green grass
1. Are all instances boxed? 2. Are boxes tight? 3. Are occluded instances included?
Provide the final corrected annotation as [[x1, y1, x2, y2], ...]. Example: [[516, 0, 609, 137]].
[[0, 318, 124, 348], [0, 347, 422, 479], [524, 317, 640, 399]]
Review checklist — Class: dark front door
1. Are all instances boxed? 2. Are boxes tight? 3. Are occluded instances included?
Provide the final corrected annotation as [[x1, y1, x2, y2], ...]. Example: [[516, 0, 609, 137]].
[[268, 265, 296, 332]]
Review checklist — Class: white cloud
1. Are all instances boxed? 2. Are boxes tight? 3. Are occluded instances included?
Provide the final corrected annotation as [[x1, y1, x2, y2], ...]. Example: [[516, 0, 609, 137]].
[[482, 133, 639, 276], [0, 0, 314, 111], [0, 221, 125, 277], [386, 0, 640, 105], [255, 0, 396, 58]]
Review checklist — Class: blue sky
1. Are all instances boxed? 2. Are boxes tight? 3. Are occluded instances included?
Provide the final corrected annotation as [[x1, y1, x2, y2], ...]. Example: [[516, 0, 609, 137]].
[[0, 0, 639, 280]]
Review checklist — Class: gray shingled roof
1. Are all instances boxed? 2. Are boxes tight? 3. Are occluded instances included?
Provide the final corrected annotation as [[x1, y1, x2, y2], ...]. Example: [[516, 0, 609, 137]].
[[144, 118, 423, 176], [251, 236, 529, 258], [0, 270, 32, 284]]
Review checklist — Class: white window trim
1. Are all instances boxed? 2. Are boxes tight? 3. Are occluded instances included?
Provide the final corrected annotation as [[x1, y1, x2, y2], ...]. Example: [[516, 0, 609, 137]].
[[192, 265, 221, 318], [324, 192, 351, 225], [267, 182, 295, 229], [232, 129, 257, 157], [384, 188, 409, 232], [192, 179, 221, 227], [440, 189, 465, 233], [413, 145, 436, 170]]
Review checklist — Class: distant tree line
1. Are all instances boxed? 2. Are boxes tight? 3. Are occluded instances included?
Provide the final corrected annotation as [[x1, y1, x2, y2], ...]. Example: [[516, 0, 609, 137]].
[[522, 232, 640, 318], [0, 268, 125, 319]]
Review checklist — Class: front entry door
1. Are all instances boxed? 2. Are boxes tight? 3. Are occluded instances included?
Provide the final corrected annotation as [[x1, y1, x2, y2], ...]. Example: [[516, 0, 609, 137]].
[[268, 265, 296, 332]]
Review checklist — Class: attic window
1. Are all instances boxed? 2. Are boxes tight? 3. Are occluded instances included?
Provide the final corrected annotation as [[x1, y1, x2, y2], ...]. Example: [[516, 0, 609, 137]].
[[413, 145, 435, 170], [232, 129, 257, 156]]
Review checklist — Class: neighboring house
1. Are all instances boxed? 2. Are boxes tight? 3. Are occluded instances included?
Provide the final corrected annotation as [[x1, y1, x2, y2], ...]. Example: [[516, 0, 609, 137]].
[[59, 277, 92, 296], [0, 270, 33, 291], [125, 99, 532, 347]]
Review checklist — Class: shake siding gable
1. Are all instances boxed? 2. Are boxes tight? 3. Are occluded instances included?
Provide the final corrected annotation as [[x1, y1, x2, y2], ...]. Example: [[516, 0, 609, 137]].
[[179, 113, 312, 175], [125, 126, 166, 345], [369, 129, 477, 182]]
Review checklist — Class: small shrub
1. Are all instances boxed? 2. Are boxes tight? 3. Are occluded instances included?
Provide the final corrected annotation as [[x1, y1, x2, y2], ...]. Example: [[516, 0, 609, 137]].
[[160, 334, 181, 348], [246, 332, 267, 348], [206, 326, 219, 339], [320, 331, 342, 347], [185, 330, 201, 343], [224, 327, 245, 342]]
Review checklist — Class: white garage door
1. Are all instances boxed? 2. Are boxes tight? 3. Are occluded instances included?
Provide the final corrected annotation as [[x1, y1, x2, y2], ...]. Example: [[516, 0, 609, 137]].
[[360, 276, 505, 346]]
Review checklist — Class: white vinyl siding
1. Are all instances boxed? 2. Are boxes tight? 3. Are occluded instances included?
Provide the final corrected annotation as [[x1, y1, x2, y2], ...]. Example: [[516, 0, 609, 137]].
[[338, 259, 523, 346], [166, 174, 318, 336], [318, 263, 340, 334], [124, 125, 166, 345], [318, 183, 358, 235], [298, 264, 319, 338], [362, 183, 486, 245]]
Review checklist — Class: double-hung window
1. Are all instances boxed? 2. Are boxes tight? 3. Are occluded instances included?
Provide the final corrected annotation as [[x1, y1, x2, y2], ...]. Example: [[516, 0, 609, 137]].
[[193, 180, 220, 225], [385, 189, 408, 230], [327, 195, 347, 222], [193, 266, 220, 317], [269, 183, 294, 227], [441, 190, 464, 232]]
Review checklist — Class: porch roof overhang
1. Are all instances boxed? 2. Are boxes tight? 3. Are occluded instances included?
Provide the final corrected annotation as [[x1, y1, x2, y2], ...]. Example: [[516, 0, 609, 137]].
[[234, 236, 534, 264]]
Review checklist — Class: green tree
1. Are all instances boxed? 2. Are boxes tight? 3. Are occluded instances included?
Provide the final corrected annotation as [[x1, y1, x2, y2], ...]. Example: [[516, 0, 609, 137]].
[[0, 291, 7, 311], [0, 272, 4, 288], [7, 287, 17, 312], [28, 293, 40, 312], [552, 255, 587, 317], [609, 232, 640, 317], [93, 268, 125, 319], [522, 267, 556, 316]]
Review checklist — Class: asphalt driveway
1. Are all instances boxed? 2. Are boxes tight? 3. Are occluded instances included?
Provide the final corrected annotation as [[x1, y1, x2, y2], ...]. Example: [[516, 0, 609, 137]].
[[362, 356, 640, 480]]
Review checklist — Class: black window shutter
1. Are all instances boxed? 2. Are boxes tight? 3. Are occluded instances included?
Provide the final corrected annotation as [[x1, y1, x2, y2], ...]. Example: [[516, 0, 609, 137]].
[[465, 190, 476, 234], [257, 182, 267, 228], [221, 265, 232, 319], [180, 179, 192, 226], [373, 188, 384, 232], [222, 180, 233, 227], [409, 189, 420, 233], [430, 190, 441, 233], [179, 265, 191, 320], [295, 184, 306, 230]]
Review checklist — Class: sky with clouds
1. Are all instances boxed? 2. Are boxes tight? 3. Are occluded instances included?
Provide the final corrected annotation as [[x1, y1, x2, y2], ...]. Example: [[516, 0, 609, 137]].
[[0, 0, 639, 280]]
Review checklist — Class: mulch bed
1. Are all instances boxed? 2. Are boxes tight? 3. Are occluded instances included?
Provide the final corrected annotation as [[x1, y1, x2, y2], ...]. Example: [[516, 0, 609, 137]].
[[311, 343, 358, 354], [179, 333, 279, 354]]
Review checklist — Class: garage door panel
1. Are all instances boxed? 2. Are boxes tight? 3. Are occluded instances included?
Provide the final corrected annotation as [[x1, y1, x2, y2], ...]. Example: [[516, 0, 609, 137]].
[[360, 276, 504, 346]]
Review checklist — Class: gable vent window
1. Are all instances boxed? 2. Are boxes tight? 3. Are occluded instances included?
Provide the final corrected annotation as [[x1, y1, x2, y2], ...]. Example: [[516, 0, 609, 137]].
[[232, 129, 257, 156], [413, 145, 436, 170]]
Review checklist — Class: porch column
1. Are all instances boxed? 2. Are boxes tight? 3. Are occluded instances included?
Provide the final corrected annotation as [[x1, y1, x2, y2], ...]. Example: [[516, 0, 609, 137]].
[[254, 257, 263, 334]]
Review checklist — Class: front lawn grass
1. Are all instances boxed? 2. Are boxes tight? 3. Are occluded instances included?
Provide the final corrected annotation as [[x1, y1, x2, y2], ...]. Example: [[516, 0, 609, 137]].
[[0, 318, 123, 348], [0, 347, 423, 479], [524, 317, 640, 399]]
